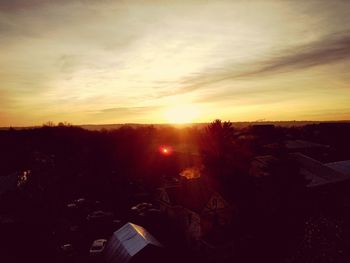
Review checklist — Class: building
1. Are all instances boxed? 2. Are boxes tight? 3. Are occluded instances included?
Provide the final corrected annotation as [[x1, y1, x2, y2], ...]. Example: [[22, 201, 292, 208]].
[[104, 222, 163, 263], [249, 155, 279, 178], [291, 153, 350, 210], [284, 140, 330, 160], [326, 160, 350, 177], [291, 153, 350, 188], [157, 177, 233, 250], [249, 155, 288, 217]]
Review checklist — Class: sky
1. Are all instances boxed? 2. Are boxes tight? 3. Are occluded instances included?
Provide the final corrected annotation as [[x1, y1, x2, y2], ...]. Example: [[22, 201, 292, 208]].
[[1, 0, 350, 126]]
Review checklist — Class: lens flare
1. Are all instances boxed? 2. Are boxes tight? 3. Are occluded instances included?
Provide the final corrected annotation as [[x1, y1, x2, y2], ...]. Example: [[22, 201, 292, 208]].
[[159, 146, 173, 156]]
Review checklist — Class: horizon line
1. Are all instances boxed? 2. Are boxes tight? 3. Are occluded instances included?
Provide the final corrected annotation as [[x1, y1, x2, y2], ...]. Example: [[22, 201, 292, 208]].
[[1, 119, 350, 129]]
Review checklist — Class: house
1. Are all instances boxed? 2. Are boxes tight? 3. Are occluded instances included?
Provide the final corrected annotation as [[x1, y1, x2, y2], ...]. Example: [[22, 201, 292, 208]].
[[249, 155, 279, 178], [291, 153, 350, 210], [157, 177, 233, 250], [103, 222, 163, 263], [249, 155, 286, 216], [291, 153, 350, 188], [284, 140, 329, 152], [284, 139, 330, 160], [263, 140, 330, 158], [250, 124, 276, 144], [326, 160, 350, 177]]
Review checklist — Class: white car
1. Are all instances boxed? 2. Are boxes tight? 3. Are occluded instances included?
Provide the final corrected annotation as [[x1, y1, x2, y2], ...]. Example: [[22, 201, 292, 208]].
[[131, 202, 153, 213], [89, 239, 107, 255], [67, 203, 77, 209], [86, 210, 113, 221], [75, 198, 86, 204], [60, 243, 74, 257]]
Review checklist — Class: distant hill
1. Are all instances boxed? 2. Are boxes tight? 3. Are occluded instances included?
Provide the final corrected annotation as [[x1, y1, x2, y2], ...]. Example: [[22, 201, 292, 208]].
[[79, 123, 208, 130], [63, 120, 350, 130], [1, 120, 349, 131]]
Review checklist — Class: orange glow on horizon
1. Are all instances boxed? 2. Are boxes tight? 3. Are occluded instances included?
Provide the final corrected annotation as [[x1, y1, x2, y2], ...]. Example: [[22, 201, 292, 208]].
[[163, 105, 200, 124]]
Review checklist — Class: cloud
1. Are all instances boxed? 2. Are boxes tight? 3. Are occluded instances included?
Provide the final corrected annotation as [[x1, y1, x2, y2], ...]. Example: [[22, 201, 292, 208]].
[[92, 106, 162, 122], [241, 31, 350, 77], [162, 31, 350, 98], [0, 0, 44, 11], [0, 0, 103, 11], [99, 106, 161, 114]]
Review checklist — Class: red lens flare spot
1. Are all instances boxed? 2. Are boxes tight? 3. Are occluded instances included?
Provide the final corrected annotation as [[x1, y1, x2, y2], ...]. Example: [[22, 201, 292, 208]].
[[159, 146, 173, 156]]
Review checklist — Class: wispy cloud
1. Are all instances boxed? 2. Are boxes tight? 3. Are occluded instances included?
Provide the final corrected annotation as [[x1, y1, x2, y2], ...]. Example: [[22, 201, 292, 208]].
[[162, 31, 350, 98], [0, 0, 102, 11], [89, 106, 162, 123], [241, 32, 350, 77], [98, 106, 161, 114]]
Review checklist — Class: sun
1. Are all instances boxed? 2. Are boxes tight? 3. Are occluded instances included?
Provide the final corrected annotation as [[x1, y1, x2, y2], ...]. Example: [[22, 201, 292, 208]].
[[164, 105, 200, 124]]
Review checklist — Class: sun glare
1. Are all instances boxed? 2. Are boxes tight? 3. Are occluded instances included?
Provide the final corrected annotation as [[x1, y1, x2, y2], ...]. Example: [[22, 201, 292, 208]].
[[164, 105, 199, 124]]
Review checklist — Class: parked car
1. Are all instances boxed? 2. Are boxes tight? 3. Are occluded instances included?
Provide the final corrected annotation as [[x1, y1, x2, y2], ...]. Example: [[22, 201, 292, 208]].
[[67, 203, 77, 209], [89, 239, 107, 256], [86, 210, 113, 222], [60, 243, 74, 257], [75, 198, 86, 204], [66, 197, 86, 210], [131, 202, 154, 213]]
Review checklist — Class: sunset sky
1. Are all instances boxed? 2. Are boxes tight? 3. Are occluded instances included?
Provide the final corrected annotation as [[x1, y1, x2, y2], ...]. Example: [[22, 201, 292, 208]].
[[1, 0, 350, 126]]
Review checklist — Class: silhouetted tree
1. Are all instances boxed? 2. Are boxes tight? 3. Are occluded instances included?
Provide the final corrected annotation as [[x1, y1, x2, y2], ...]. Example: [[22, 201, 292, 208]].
[[200, 119, 235, 175]]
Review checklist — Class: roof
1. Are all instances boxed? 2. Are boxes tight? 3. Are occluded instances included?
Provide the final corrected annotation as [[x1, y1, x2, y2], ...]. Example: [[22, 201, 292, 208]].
[[252, 155, 278, 166], [104, 223, 162, 263], [326, 160, 350, 176], [291, 153, 350, 187], [285, 140, 329, 150], [162, 179, 214, 213], [250, 155, 279, 177]]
